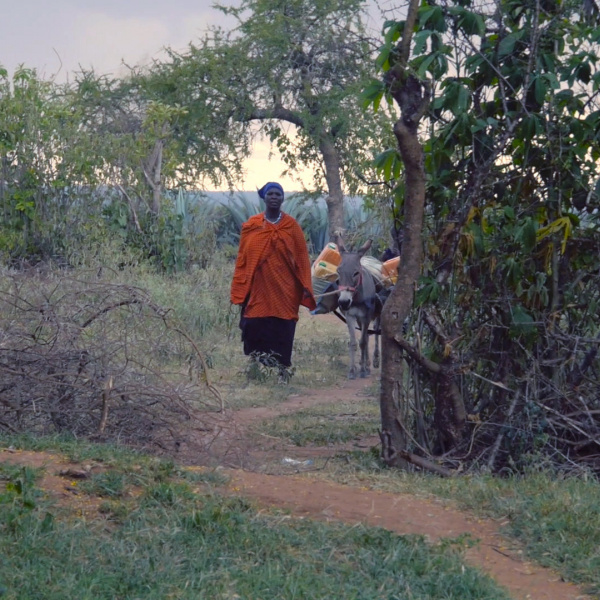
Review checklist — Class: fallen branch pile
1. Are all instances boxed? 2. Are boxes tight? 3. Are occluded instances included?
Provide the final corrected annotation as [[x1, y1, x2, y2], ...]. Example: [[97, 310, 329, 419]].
[[0, 268, 225, 452]]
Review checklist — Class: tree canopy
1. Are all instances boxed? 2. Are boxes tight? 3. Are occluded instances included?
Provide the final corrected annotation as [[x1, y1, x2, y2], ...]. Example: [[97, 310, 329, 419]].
[[368, 0, 600, 473], [148, 0, 393, 236]]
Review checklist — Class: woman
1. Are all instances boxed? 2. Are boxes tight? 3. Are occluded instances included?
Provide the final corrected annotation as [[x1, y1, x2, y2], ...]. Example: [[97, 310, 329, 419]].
[[230, 182, 316, 378]]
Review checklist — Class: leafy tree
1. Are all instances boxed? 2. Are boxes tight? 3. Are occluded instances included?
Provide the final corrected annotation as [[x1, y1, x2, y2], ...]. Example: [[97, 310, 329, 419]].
[[0, 63, 237, 269], [368, 0, 600, 472], [1, 1, 394, 264], [0, 67, 107, 261], [152, 0, 393, 239], [65, 67, 246, 271]]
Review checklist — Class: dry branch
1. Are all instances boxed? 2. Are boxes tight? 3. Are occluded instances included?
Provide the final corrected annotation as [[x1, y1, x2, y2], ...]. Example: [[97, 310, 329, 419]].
[[0, 269, 226, 454]]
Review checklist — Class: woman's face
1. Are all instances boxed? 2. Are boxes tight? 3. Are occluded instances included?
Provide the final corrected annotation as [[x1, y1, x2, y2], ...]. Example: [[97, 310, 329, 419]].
[[265, 188, 284, 212]]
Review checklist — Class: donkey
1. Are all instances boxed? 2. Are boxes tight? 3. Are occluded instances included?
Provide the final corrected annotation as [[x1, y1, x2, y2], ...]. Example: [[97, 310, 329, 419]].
[[336, 238, 385, 379]]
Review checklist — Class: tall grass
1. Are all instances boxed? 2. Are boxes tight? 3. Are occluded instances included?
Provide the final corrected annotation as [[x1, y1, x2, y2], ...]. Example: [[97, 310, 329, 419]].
[[134, 250, 237, 340]]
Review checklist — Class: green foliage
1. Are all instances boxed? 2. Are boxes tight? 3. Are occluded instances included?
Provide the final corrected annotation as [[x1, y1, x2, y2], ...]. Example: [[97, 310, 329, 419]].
[[372, 148, 402, 181], [0, 57, 251, 266], [0, 465, 42, 511], [0, 69, 106, 261], [365, 0, 600, 471], [154, 0, 393, 201], [0, 0, 397, 267]]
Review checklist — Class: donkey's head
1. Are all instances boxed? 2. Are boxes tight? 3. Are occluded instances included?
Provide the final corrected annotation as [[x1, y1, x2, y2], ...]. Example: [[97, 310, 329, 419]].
[[336, 237, 372, 311]]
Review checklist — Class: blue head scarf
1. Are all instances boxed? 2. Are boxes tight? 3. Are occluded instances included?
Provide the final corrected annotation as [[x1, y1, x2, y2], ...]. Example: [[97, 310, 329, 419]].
[[258, 182, 284, 199]]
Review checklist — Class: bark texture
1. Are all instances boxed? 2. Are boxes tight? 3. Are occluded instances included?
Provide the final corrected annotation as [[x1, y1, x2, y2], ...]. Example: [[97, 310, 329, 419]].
[[380, 118, 427, 467], [378, 0, 430, 467], [319, 136, 346, 239]]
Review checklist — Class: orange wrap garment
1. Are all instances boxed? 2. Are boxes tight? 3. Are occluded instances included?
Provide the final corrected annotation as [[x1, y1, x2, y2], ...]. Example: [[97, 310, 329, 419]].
[[230, 213, 316, 320]]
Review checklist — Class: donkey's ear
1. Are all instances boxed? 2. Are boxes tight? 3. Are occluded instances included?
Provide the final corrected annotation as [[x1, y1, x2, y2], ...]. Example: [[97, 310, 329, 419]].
[[335, 235, 347, 253], [357, 239, 373, 257]]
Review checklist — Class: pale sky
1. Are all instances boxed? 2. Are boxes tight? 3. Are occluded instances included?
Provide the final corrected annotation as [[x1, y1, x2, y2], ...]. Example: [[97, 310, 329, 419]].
[[1, 0, 388, 192]]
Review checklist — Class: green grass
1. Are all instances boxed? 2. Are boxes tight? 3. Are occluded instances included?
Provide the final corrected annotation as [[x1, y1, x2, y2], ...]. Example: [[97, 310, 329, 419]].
[[432, 468, 600, 595], [0, 447, 511, 600], [206, 320, 351, 411], [79, 470, 129, 498], [316, 454, 600, 597], [0, 433, 174, 473], [291, 332, 350, 387], [255, 400, 379, 446]]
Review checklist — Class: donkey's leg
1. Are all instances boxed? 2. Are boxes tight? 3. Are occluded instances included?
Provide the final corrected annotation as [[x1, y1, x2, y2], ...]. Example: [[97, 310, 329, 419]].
[[359, 320, 370, 378], [372, 316, 381, 369], [345, 314, 358, 379], [364, 317, 372, 370]]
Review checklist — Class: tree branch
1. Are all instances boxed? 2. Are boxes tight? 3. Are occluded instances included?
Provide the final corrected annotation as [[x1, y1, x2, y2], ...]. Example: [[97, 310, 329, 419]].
[[244, 106, 305, 128]]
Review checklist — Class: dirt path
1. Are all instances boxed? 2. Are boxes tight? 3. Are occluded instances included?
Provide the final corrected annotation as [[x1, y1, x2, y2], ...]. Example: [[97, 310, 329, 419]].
[[180, 376, 592, 600], [226, 469, 587, 600], [0, 376, 593, 600]]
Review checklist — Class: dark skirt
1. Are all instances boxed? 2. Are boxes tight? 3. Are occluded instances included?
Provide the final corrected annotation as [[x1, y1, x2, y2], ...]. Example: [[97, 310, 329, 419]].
[[240, 316, 297, 367]]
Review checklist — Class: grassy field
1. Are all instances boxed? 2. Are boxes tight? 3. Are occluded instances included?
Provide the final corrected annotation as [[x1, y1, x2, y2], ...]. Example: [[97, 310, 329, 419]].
[[0, 442, 511, 600]]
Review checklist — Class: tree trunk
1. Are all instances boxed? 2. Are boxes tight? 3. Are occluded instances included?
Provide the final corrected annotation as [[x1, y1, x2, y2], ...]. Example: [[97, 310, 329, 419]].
[[319, 136, 345, 240], [151, 139, 163, 215], [142, 123, 169, 216], [378, 0, 429, 468], [433, 361, 467, 451], [380, 117, 427, 467], [143, 138, 164, 215]]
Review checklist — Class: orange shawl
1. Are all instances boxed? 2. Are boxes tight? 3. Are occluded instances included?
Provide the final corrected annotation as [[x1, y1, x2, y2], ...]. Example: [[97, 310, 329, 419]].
[[230, 213, 316, 320]]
